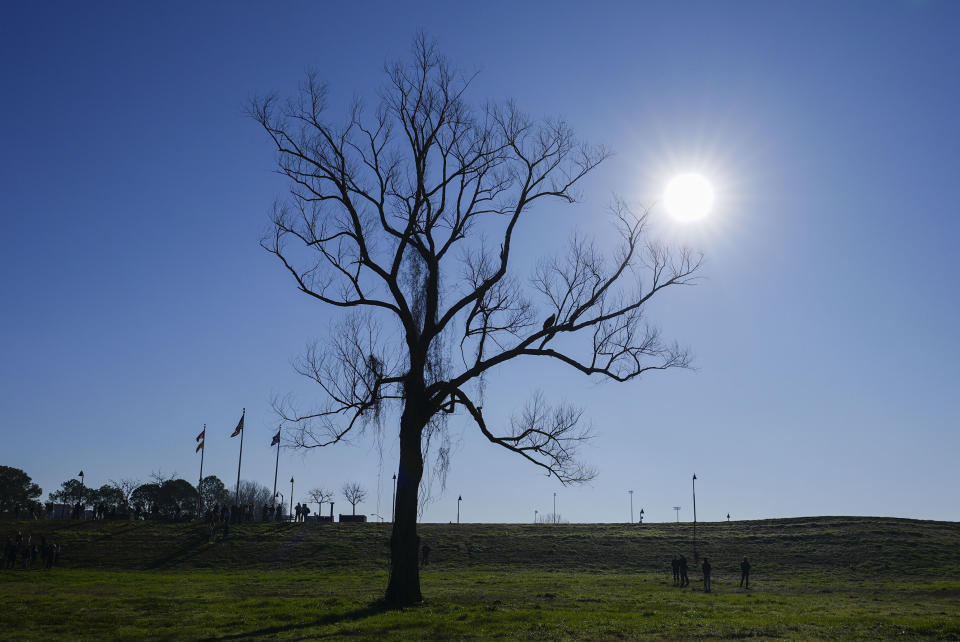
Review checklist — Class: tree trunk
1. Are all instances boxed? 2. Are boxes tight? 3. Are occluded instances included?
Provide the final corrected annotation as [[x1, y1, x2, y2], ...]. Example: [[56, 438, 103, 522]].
[[384, 407, 426, 606]]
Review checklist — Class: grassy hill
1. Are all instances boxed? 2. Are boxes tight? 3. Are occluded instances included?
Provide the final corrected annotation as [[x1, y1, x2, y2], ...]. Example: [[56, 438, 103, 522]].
[[5, 515, 959, 578]]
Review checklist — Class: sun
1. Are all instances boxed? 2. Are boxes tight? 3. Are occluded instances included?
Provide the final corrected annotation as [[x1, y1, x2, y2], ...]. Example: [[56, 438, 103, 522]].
[[664, 173, 714, 222]]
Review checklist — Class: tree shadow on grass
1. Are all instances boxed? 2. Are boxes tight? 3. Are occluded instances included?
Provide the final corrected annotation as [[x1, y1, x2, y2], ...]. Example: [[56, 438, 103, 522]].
[[144, 528, 212, 570], [203, 600, 395, 640]]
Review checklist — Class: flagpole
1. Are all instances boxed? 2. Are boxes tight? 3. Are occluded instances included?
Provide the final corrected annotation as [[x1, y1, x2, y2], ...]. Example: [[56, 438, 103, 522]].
[[273, 426, 281, 509], [198, 424, 205, 518], [692, 473, 698, 560], [235, 408, 245, 506]]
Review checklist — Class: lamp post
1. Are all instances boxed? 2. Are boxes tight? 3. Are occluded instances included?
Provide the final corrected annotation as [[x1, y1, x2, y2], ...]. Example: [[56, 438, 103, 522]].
[[290, 477, 294, 518], [639, 508, 644, 524], [629, 490, 634, 523], [391, 473, 397, 522], [673, 506, 681, 523], [457, 495, 462, 524], [78, 470, 85, 519], [692, 473, 698, 559]]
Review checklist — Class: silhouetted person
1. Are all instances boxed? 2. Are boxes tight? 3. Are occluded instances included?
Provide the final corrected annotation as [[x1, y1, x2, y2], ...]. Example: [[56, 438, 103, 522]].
[[740, 557, 751, 588], [679, 555, 689, 587], [702, 558, 712, 593], [671, 556, 680, 585], [421, 542, 431, 567], [302, 504, 310, 521]]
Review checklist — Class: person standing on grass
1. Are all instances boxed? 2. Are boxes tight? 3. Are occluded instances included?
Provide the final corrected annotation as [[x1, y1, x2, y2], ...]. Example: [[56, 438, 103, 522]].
[[671, 556, 680, 585], [702, 558, 712, 593], [679, 555, 689, 586], [421, 542, 431, 567], [740, 557, 751, 588]]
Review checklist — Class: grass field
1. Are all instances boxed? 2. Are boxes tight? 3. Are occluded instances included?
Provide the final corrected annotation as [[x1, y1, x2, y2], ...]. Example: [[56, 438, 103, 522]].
[[2, 517, 959, 640]]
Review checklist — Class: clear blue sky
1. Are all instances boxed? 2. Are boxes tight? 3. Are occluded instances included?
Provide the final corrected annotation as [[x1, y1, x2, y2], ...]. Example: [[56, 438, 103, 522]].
[[2, 1, 957, 523]]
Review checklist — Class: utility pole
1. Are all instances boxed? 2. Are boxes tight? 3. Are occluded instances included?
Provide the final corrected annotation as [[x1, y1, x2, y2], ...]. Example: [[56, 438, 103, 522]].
[[290, 477, 294, 519], [673, 506, 681, 523], [692, 473, 698, 560], [78, 470, 85, 518]]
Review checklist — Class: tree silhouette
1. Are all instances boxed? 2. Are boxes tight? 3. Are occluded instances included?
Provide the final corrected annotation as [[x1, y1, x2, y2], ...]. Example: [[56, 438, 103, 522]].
[[0, 466, 42, 513], [341, 482, 366, 515], [307, 487, 334, 516], [252, 35, 701, 605]]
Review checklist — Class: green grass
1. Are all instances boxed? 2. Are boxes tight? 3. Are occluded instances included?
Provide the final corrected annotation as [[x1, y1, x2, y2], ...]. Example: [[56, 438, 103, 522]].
[[1, 517, 959, 640]]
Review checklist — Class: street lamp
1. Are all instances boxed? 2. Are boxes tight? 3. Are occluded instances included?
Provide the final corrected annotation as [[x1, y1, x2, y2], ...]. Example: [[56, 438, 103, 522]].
[[391, 473, 397, 522], [692, 473, 698, 559], [628, 490, 634, 523], [78, 471, 85, 518], [457, 495, 462, 524]]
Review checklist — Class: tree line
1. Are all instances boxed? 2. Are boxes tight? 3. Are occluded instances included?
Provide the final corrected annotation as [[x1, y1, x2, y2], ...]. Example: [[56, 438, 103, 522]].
[[0, 465, 368, 521]]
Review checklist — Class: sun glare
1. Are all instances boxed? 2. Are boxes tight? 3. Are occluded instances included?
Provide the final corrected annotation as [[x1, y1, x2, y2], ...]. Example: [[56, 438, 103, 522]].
[[664, 173, 714, 222]]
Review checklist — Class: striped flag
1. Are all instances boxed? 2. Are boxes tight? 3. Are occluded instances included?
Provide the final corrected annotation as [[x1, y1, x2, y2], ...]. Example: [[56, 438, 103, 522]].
[[196, 428, 205, 442], [196, 441, 204, 453], [230, 412, 244, 438], [271, 429, 281, 446]]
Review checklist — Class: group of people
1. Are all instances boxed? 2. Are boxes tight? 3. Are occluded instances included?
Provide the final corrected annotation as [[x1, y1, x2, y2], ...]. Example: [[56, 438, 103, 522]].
[[293, 503, 312, 522], [3, 531, 60, 570], [671, 555, 751, 592]]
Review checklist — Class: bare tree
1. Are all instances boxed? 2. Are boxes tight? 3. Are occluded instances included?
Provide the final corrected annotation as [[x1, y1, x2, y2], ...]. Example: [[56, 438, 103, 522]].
[[341, 482, 367, 515], [307, 487, 334, 516], [108, 478, 140, 510], [252, 35, 701, 606], [237, 480, 273, 508]]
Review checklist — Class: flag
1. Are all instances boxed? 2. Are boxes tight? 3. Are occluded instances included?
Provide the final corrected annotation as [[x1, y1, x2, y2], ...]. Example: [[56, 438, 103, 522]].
[[230, 411, 244, 438], [196, 441, 204, 453], [270, 429, 281, 446], [196, 428, 205, 442], [693, 473, 697, 480]]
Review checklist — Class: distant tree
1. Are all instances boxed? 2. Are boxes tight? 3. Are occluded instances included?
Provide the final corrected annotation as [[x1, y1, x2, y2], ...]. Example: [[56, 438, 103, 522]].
[[539, 512, 568, 525], [342, 482, 367, 515], [130, 483, 161, 515], [0, 465, 42, 513], [50, 478, 91, 506], [108, 478, 140, 511], [237, 480, 272, 508], [91, 484, 126, 512], [156, 479, 198, 518], [252, 36, 700, 605], [199, 475, 230, 510], [150, 469, 177, 485], [307, 487, 334, 516]]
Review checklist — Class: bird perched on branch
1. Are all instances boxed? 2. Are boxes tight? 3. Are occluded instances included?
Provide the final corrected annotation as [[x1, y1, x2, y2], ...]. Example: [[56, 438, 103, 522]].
[[542, 314, 556, 332]]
